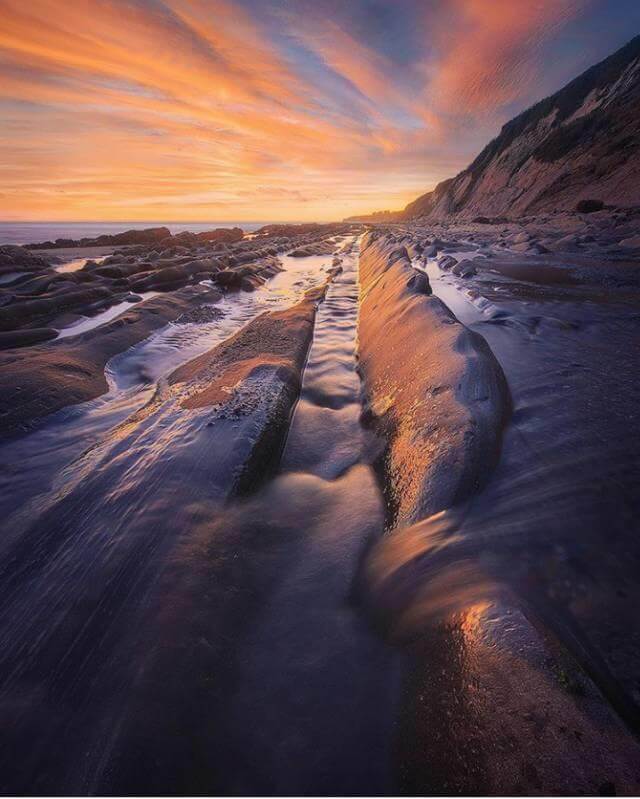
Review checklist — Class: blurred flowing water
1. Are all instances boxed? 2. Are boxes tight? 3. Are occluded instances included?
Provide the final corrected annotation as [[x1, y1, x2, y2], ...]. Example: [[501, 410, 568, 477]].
[[0, 237, 399, 794], [0, 252, 335, 527], [75, 236, 397, 795], [199, 237, 396, 795]]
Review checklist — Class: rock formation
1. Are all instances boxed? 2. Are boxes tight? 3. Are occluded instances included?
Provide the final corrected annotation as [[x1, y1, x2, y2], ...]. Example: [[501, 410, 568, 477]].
[[350, 35, 640, 222]]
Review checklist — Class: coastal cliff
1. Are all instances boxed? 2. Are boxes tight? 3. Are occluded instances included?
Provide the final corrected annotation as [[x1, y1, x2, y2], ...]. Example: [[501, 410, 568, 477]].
[[348, 34, 640, 222]]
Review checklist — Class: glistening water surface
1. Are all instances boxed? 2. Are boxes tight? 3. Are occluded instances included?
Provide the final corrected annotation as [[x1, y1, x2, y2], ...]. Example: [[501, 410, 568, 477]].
[[82, 236, 398, 795], [53, 255, 108, 273], [0, 237, 398, 794], [55, 291, 159, 338], [0, 251, 336, 542]]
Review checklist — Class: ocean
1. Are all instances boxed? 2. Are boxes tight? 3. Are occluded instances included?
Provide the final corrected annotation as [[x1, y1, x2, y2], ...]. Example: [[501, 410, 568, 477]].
[[0, 221, 289, 246]]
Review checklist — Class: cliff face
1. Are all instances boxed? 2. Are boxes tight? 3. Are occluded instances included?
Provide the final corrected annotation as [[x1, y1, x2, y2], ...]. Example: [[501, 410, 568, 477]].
[[368, 35, 640, 222]]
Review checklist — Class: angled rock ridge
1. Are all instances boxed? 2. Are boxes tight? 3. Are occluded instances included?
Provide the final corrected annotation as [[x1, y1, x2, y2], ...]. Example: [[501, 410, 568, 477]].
[[357, 231, 510, 526], [352, 34, 640, 222]]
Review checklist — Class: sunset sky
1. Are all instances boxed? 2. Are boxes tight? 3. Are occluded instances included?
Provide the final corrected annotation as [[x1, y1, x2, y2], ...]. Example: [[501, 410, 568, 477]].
[[1, 0, 639, 222]]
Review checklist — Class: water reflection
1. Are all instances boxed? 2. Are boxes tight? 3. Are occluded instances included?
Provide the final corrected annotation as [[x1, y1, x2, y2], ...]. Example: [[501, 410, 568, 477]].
[[0, 250, 335, 533], [55, 291, 159, 338], [54, 255, 107, 273]]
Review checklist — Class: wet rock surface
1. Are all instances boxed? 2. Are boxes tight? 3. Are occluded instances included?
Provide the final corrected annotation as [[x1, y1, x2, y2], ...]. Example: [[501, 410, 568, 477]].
[[0, 286, 220, 435], [358, 217, 640, 793], [0, 260, 343, 794], [0, 224, 354, 341], [358, 231, 509, 526], [1, 217, 639, 794], [0, 225, 355, 435]]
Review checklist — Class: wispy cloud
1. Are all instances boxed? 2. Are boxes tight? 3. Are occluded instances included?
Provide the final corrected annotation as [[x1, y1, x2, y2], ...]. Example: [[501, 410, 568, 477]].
[[0, 0, 632, 220], [427, 0, 587, 113]]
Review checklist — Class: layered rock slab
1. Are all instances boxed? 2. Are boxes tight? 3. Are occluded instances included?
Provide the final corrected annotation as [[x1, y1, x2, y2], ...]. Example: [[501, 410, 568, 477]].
[[357, 231, 509, 525], [167, 281, 333, 496], [0, 286, 219, 437], [357, 230, 640, 794], [0, 282, 333, 794]]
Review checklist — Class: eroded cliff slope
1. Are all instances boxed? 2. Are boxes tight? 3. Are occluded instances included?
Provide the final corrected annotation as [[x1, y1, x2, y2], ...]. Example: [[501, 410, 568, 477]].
[[350, 35, 640, 222]]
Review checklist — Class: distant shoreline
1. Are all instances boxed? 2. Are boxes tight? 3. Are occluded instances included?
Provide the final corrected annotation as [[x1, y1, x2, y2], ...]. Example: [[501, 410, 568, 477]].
[[0, 220, 313, 247]]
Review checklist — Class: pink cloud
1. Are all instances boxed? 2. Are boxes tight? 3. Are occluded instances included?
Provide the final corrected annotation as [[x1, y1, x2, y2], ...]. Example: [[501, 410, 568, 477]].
[[428, 0, 587, 114]]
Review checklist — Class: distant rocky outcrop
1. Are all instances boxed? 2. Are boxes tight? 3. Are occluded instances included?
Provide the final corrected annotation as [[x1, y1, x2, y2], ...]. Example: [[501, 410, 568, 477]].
[[352, 35, 640, 222], [343, 210, 402, 224], [255, 222, 352, 237], [26, 227, 172, 249], [195, 227, 243, 243], [25, 226, 244, 250], [0, 245, 50, 273]]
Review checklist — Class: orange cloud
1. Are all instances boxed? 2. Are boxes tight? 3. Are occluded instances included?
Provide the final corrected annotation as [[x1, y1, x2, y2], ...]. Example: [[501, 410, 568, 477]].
[[428, 0, 587, 113], [0, 0, 591, 221]]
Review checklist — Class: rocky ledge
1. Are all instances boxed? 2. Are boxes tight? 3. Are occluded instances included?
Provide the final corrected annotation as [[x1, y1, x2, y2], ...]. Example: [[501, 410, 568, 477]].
[[0, 223, 355, 349], [357, 230, 510, 526]]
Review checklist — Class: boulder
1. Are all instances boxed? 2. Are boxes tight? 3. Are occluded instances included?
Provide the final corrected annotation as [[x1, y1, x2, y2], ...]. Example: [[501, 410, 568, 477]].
[[215, 269, 244, 289], [576, 199, 605, 213], [452, 259, 478, 278], [438, 255, 458, 270]]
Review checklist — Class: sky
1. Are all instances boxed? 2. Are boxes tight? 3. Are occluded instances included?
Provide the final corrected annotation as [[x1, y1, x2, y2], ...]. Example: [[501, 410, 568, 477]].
[[0, 0, 639, 222]]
